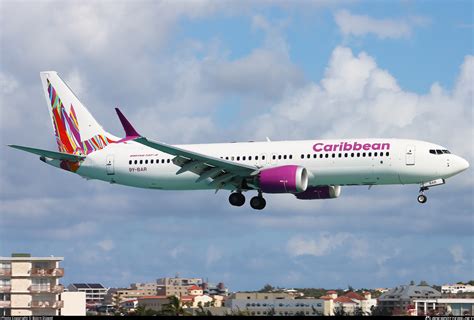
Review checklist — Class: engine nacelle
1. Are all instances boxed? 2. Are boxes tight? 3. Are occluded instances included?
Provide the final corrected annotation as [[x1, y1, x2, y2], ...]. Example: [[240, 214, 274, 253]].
[[258, 165, 308, 193], [295, 185, 341, 200]]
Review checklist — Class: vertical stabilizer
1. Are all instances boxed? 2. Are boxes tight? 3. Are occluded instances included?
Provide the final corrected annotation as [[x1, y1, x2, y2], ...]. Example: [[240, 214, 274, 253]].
[[40, 71, 118, 155]]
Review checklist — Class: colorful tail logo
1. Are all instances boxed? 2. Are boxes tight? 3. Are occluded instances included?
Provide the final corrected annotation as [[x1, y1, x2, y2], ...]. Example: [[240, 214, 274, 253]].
[[48, 79, 115, 155]]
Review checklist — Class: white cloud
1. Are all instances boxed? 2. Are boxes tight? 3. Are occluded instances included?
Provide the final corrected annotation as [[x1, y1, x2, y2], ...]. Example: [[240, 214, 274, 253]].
[[251, 47, 474, 172], [98, 239, 115, 252], [334, 9, 429, 39], [206, 245, 223, 267], [450, 245, 466, 264], [287, 233, 350, 257]]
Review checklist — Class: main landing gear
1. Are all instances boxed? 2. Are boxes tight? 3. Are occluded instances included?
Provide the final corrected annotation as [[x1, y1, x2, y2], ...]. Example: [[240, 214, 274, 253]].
[[417, 193, 427, 204], [229, 192, 245, 207], [229, 191, 266, 210]]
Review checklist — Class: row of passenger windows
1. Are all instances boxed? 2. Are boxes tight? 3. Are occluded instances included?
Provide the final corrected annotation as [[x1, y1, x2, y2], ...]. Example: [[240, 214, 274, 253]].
[[131, 152, 390, 165], [220, 155, 269, 161], [129, 158, 171, 165], [301, 152, 389, 159], [429, 149, 450, 155]]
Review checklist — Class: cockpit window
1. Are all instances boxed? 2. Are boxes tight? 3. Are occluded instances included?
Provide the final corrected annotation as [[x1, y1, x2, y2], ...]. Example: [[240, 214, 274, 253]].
[[430, 149, 451, 155]]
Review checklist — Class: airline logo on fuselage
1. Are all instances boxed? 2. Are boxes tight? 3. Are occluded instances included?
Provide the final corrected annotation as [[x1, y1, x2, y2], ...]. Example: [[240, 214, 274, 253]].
[[313, 141, 391, 152]]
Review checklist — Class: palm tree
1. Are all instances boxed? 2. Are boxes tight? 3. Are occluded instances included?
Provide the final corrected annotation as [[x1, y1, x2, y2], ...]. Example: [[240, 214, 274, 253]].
[[161, 296, 191, 316]]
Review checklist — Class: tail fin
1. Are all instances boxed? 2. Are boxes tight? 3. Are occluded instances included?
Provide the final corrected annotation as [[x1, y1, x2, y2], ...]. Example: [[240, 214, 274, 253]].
[[40, 71, 118, 155]]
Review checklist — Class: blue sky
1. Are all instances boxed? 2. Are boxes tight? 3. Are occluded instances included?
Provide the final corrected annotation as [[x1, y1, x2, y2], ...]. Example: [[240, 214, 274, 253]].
[[0, 0, 472, 291]]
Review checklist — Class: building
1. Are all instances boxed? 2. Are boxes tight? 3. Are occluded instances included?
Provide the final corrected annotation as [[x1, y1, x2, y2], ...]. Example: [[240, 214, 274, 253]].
[[156, 277, 203, 297], [441, 284, 474, 294], [136, 296, 169, 312], [412, 298, 474, 316], [67, 283, 108, 307], [319, 290, 377, 315], [60, 292, 86, 316], [377, 284, 442, 315], [226, 292, 326, 316], [202, 282, 229, 296], [0, 253, 64, 316]]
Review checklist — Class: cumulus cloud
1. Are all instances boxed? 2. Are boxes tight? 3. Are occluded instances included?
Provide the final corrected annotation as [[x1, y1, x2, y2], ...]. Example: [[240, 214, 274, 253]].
[[334, 9, 429, 39], [98, 239, 115, 252], [450, 245, 466, 264], [251, 47, 473, 169], [287, 233, 350, 257]]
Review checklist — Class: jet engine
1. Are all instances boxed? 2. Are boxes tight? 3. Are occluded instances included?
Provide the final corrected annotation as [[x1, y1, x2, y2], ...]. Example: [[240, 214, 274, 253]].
[[258, 165, 308, 193], [295, 185, 341, 200]]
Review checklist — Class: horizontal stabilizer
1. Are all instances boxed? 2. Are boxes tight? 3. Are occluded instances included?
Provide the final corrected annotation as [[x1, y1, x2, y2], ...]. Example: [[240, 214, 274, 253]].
[[9, 145, 85, 161]]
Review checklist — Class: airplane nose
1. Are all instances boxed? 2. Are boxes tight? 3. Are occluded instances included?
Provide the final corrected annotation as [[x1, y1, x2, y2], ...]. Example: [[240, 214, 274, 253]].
[[459, 157, 470, 172]]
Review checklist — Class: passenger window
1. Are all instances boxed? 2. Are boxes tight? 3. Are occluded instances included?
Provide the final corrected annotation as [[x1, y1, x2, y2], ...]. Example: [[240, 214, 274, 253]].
[[278, 155, 282, 160], [237, 156, 240, 161], [325, 154, 329, 158], [145, 159, 148, 164], [319, 154, 323, 158], [167, 159, 170, 163], [283, 155, 287, 160], [313, 154, 317, 158], [225, 157, 229, 160], [134, 160, 137, 164], [231, 156, 234, 161], [129, 160, 132, 165], [332, 154, 335, 158], [156, 159, 159, 163], [151, 159, 154, 164], [374, 152, 378, 156], [256, 156, 259, 160], [368, 152, 372, 157], [243, 156, 246, 161], [344, 153, 348, 158], [357, 153, 360, 157], [338, 153, 342, 158], [351, 153, 354, 157], [429, 150, 435, 154], [301, 154, 304, 159], [161, 159, 165, 163], [307, 154, 311, 159], [140, 160, 143, 164], [436, 150, 443, 155], [362, 153, 366, 157], [273, 155, 276, 160], [249, 156, 252, 160], [386, 152, 389, 156]]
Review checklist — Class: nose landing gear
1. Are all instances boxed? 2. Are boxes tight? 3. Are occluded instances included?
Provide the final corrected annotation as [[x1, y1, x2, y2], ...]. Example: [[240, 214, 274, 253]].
[[417, 193, 427, 204]]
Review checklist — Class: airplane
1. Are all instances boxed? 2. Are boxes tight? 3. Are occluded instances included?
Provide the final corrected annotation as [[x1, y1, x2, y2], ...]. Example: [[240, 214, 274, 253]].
[[9, 72, 470, 210]]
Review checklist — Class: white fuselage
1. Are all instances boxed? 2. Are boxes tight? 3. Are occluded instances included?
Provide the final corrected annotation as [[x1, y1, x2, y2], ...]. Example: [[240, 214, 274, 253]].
[[51, 138, 468, 192]]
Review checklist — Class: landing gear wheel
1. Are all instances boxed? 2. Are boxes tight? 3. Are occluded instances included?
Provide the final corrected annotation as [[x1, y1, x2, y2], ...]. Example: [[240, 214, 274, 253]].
[[250, 196, 266, 210], [417, 194, 427, 204], [229, 192, 245, 207]]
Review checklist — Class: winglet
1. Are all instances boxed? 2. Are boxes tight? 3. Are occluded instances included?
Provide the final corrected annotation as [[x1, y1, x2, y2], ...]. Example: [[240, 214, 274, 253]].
[[115, 108, 141, 138]]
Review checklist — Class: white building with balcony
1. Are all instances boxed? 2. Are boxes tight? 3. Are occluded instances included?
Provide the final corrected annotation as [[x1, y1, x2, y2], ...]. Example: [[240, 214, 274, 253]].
[[0, 253, 64, 316]]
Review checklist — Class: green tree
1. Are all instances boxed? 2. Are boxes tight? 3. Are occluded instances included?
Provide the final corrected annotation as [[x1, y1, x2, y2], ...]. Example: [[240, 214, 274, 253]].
[[410, 280, 415, 285], [259, 284, 275, 292], [161, 296, 191, 316]]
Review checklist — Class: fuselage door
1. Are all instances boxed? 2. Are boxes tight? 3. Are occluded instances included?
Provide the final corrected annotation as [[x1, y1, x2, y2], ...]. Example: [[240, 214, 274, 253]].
[[406, 145, 415, 166], [106, 155, 115, 175]]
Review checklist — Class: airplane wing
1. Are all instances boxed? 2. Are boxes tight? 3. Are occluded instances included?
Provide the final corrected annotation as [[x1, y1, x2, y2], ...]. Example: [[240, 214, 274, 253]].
[[134, 137, 258, 191], [9, 145, 85, 161], [114, 108, 258, 191]]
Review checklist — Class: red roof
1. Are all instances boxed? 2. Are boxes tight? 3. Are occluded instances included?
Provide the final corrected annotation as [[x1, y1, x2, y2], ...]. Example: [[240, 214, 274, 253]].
[[334, 296, 357, 304], [344, 292, 365, 301], [180, 295, 194, 301], [326, 290, 337, 294], [320, 295, 333, 300], [188, 285, 202, 291]]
